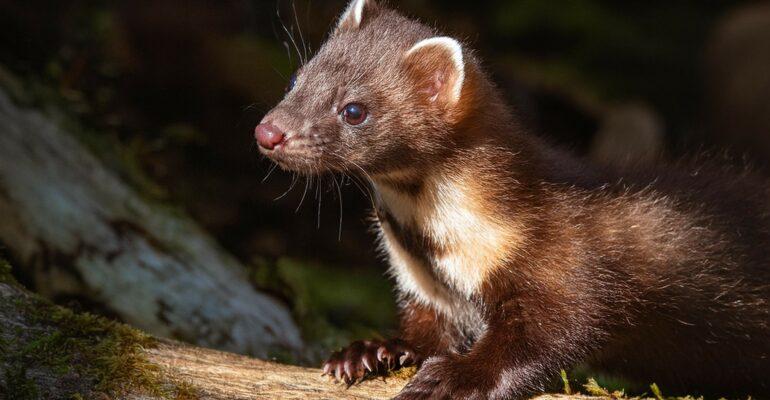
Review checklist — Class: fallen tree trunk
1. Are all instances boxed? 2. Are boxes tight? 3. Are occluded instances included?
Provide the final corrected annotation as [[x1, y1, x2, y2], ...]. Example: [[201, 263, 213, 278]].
[[143, 343, 601, 399], [0, 275, 596, 399], [0, 87, 301, 357], [143, 341, 407, 399]]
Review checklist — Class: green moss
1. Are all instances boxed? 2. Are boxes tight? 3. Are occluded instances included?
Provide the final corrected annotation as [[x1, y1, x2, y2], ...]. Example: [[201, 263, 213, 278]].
[[0, 261, 197, 399], [170, 379, 200, 400], [583, 377, 613, 397], [42, 304, 167, 397], [3, 366, 40, 400], [650, 383, 665, 400], [571, 375, 721, 400], [561, 369, 572, 395], [571, 365, 645, 395], [0, 258, 17, 285]]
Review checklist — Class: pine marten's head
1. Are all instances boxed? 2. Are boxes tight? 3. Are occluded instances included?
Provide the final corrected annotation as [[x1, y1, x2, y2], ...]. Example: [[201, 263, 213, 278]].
[[256, 0, 488, 176]]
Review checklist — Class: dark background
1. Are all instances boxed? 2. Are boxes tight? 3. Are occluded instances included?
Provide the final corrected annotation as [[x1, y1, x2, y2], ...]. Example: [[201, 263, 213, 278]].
[[2, 0, 770, 363]]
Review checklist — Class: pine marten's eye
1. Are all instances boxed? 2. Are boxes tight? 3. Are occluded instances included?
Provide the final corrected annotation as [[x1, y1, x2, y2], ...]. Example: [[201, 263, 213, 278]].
[[286, 73, 297, 93], [341, 103, 367, 125]]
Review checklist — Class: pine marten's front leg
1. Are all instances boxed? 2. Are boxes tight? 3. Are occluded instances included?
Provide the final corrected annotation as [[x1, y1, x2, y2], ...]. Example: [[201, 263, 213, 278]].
[[395, 295, 604, 400], [322, 299, 459, 384]]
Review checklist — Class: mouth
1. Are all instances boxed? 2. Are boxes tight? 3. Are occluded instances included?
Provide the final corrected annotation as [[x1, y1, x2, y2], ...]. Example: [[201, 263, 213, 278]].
[[259, 137, 331, 174]]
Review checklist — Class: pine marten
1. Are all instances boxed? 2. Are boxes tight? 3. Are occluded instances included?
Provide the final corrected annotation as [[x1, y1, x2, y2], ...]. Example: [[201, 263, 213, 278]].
[[255, 1, 770, 398]]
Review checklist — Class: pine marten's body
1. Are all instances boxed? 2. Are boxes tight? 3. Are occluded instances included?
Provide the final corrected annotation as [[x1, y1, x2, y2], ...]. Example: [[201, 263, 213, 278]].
[[255, 1, 770, 398]]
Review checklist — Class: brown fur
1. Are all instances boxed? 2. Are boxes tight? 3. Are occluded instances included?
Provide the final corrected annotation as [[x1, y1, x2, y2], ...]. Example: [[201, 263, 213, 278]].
[[258, 1, 770, 398]]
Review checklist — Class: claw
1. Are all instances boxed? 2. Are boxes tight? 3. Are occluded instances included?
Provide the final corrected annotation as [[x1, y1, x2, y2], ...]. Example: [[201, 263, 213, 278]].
[[335, 363, 344, 382], [362, 357, 373, 372], [376, 346, 387, 362], [399, 350, 415, 366], [343, 360, 355, 381]]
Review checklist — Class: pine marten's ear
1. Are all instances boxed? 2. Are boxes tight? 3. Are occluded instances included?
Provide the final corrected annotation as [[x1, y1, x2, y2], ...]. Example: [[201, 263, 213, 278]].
[[336, 0, 379, 33], [403, 37, 465, 107]]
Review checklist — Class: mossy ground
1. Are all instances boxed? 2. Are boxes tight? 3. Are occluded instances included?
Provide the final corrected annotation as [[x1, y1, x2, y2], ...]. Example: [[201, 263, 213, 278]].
[[0, 261, 198, 399]]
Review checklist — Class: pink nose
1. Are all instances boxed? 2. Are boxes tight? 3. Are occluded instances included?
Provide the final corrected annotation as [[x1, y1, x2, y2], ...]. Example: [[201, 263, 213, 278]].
[[255, 123, 285, 150]]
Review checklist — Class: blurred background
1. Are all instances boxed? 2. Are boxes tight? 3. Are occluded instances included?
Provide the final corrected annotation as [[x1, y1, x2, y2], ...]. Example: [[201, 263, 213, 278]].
[[1, 0, 770, 369]]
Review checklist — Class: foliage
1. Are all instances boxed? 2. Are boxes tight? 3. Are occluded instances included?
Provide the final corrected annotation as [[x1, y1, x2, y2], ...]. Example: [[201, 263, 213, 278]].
[[0, 258, 15, 286], [557, 369, 740, 400], [561, 369, 572, 395], [250, 257, 397, 364]]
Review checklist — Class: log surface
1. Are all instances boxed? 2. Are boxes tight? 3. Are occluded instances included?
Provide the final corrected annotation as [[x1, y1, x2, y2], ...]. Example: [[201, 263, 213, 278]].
[[142, 341, 594, 400], [145, 341, 407, 399]]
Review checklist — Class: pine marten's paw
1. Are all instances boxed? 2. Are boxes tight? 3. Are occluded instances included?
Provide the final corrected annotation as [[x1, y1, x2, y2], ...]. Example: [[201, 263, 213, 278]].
[[322, 338, 417, 385], [394, 355, 492, 400]]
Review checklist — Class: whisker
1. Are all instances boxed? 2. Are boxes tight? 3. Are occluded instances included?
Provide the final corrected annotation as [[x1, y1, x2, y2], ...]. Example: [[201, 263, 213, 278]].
[[316, 172, 323, 229], [262, 163, 279, 183], [296, 174, 311, 212], [243, 103, 261, 112], [277, 5, 305, 65], [346, 172, 370, 198], [282, 41, 294, 69], [327, 152, 378, 211], [332, 174, 344, 241], [275, 3, 297, 67], [275, 172, 299, 200], [347, 160, 376, 193], [306, 0, 315, 56], [271, 65, 288, 81], [292, 0, 309, 64]]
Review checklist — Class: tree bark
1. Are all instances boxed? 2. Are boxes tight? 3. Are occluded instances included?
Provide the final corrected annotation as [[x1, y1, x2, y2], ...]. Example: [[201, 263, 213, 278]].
[[142, 340, 408, 399], [142, 342, 597, 400], [0, 87, 301, 358]]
